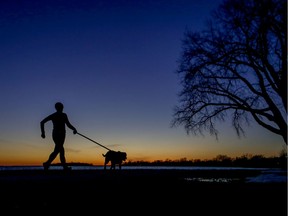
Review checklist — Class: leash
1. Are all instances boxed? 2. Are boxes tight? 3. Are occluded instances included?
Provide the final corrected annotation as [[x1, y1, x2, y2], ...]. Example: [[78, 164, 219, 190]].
[[77, 132, 111, 151]]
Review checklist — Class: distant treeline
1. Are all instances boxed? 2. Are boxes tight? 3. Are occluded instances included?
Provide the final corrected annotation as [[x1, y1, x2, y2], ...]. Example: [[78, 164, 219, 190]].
[[52, 162, 94, 167], [52, 153, 287, 169], [124, 154, 287, 169]]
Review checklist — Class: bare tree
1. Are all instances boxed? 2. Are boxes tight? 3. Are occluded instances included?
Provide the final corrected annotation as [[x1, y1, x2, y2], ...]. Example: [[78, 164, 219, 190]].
[[171, 0, 287, 144]]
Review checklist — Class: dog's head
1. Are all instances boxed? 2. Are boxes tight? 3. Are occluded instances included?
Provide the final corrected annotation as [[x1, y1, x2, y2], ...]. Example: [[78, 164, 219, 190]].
[[120, 151, 127, 161]]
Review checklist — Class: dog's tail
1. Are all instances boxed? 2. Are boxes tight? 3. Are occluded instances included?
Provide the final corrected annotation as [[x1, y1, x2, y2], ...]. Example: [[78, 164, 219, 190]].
[[102, 153, 106, 157]]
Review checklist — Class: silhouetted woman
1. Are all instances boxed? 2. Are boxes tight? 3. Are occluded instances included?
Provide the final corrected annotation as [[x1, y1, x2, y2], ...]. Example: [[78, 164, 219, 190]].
[[40, 102, 77, 171]]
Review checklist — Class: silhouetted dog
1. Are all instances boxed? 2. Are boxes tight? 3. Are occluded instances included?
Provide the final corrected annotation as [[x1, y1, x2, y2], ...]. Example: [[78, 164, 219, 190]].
[[102, 150, 127, 170]]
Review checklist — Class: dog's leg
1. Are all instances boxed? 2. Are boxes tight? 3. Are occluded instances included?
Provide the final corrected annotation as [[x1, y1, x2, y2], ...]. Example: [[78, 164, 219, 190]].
[[104, 159, 108, 170]]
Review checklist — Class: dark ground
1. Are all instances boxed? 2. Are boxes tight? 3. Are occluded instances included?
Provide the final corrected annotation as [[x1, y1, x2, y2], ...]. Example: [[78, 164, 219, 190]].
[[0, 169, 286, 215]]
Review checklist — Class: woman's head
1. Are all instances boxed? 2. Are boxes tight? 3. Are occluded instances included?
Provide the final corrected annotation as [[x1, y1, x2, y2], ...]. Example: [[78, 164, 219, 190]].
[[55, 102, 64, 112]]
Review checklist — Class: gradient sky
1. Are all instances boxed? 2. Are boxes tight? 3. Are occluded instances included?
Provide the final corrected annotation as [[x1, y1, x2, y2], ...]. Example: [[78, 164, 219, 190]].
[[0, 0, 285, 166]]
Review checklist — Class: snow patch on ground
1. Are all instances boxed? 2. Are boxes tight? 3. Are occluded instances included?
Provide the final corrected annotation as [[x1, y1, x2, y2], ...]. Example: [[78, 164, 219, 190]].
[[246, 169, 287, 183]]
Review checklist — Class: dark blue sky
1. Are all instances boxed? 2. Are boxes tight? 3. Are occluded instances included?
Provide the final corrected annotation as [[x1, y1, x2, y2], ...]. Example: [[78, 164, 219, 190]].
[[0, 0, 284, 165]]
